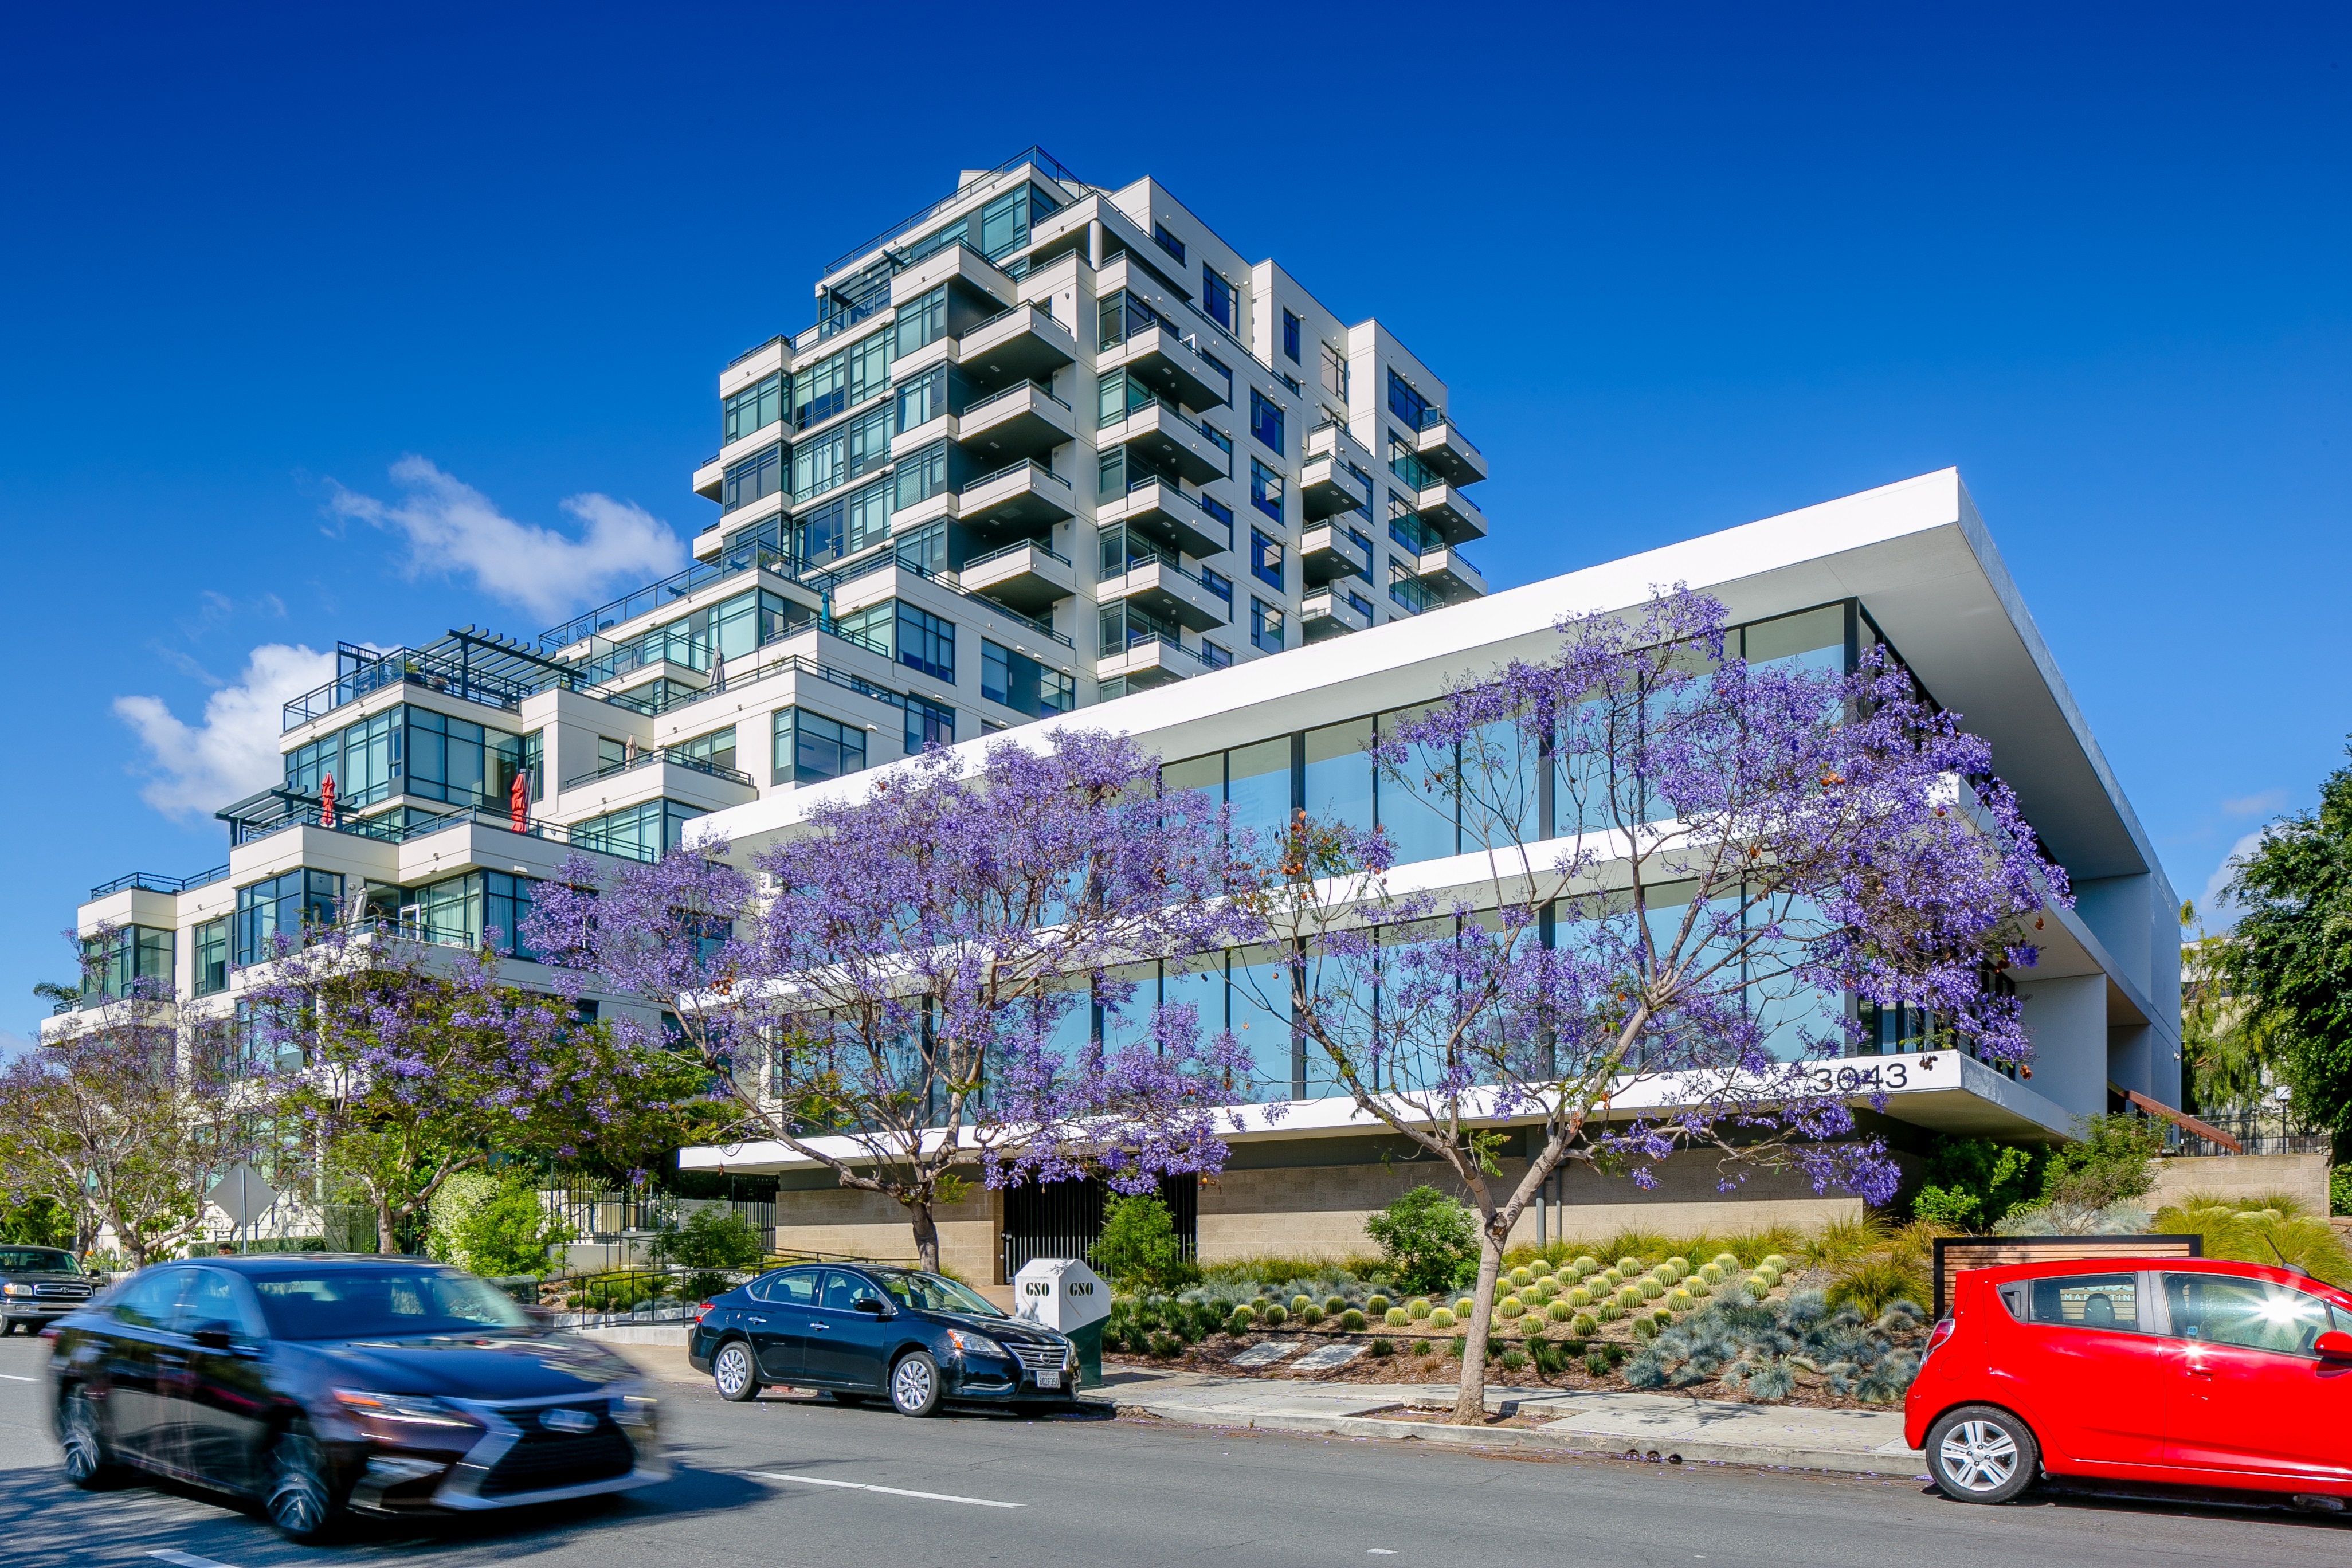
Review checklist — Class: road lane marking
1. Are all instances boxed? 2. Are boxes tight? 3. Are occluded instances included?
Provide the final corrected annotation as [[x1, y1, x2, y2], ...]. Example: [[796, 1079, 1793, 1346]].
[[150, 1552, 240, 1568], [746, 1470, 1023, 1509], [0, 1373, 38, 1381]]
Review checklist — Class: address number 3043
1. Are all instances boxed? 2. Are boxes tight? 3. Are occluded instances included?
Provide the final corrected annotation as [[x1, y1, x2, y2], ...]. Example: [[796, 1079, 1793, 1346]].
[[1808, 1062, 1908, 1093]]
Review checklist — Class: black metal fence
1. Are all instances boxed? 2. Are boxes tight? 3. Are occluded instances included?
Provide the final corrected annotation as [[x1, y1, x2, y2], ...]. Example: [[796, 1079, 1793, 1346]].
[[999, 1174, 1196, 1284]]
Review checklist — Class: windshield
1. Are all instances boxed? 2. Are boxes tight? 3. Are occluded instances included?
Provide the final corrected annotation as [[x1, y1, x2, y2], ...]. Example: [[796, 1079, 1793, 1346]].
[[249, 1268, 534, 1340], [0, 1248, 77, 1274], [875, 1271, 1006, 1318]]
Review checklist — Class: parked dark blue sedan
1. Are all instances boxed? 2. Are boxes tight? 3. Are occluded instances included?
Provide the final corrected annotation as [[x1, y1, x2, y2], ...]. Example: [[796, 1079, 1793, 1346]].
[[689, 1264, 1075, 1416]]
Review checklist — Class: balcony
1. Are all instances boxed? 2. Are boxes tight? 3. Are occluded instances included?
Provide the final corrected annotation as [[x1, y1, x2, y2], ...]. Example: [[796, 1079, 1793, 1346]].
[[1417, 545, 1488, 603], [951, 382, 1074, 466], [1102, 402, 1226, 486], [1098, 319, 1232, 412], [1300, 523, 1371, 585], [956, 301, 1077, 387], [1098, 552, 1230, 633], [957, 458, 1077, 531], [1414, 416, 1488, 487], [1416, 483, 1489, 545], [1096, 631, 1202, 689], [961, 538, 1076, 616], [692, 452, 725, 501], [1100, 477, 1233, 560], [1299, 452, 1370, 522], [889, 240, 1017, 313], [1302, 589, 1373, 642]]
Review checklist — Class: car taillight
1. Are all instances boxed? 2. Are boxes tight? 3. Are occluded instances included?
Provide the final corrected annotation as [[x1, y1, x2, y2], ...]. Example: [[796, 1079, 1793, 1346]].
[[693, 1300, 714, 1324], [1922, 1316, 1955, 1361]]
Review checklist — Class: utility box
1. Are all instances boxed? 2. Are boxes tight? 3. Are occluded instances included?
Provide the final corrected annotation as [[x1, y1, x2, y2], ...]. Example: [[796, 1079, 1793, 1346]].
[[1012, 1258, 1110, 1388]]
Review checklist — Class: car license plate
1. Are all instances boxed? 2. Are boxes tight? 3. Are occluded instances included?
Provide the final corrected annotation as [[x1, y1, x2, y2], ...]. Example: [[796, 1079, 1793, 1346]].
[[1036, 1369, 1061, 1389]]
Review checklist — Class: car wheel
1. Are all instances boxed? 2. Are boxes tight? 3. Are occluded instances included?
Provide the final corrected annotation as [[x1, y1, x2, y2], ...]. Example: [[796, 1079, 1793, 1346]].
[[264, 1425, 338, 1542], [889, 1351, 940, 1417], [1927, 1405, 2039, 1504], [59, 1388, 119, 1489], [713, 1340, 762, 1403]]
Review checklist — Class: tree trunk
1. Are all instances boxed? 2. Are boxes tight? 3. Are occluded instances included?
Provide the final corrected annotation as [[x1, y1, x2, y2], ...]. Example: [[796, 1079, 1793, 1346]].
[[375, 1193, 399, 1256], [1451, 1228, 1507, 1423], [907, 1196, 941, 1272]]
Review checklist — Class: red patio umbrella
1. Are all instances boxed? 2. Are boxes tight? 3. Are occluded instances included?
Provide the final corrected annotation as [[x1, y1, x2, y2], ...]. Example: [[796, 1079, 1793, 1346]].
[[319, 774, 336, 828], [509, 769, 528, 833]]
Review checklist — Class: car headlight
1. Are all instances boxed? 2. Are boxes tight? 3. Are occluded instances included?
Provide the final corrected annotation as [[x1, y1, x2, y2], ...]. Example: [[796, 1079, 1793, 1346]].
[[332, 1389, 478, 1429], [611, 1393, 658, 1428], [1, 1283, 33, 1297], [945, 1328, 1008, 1361]]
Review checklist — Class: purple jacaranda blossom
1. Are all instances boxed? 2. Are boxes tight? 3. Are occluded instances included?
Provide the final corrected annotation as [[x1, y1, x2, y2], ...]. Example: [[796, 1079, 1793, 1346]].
[[526, 729, 1264, 1271], [242, 911, 701, 1255], [1241, 587, 2066, 1421]]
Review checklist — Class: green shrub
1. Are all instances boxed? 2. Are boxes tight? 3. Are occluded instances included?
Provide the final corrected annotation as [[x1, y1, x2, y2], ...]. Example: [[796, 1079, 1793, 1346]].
[[2040, 1113, 2165, 1212], [1427, 1307, 1456, 1329], [1571, 1311, 1598, 1335], [1340, 1307, 1367, 1331], [1546, 1300, 1574, 1323], [1498, 1348, 1530, 1372], [1363, 1185, 1480, 1294], [1147, 1330, 1181, 1358], [1405, 1296, 1433, 1320], [1096, 1194, 1202, 1293], [1225, 1307, 1255, 1336], [1385, 1307, 1410, 1327], [1584, 1349, 1611, 1377], [2332, 1167, 2352, 1218], [1370, 1336, 1395, 1358], [1529, 1336, 1571, 1376], [452, 1176, 574, 1279], [1366, 1293, 1391, 1315], [1411, 1339, 1432, 1357], [1447, 1335, 1467, 1359]]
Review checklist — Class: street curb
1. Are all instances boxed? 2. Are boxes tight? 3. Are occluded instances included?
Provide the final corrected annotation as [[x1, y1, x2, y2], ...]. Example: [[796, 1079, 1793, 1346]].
[[1112, 1398, 1927, 1478]]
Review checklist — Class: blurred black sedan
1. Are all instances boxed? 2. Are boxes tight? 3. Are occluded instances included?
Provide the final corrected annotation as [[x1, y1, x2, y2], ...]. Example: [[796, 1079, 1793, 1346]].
[[46, 1256, 665, 1541], [690, 1263, 1075, 1415]]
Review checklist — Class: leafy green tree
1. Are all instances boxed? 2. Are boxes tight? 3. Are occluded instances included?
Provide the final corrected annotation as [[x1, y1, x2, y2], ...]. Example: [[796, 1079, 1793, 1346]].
[[451, 1175, 574, 1277], [2178, 901, 2280, 1115], [648, 1204, 767, 1300], [1910, 1136, 2043, 1230], [1092, 1193, 1198, 1292], [1363, 1185, 1479, 1295], [2224, 751, 2352, 1136], [2036, 1113, 2166, 1210]]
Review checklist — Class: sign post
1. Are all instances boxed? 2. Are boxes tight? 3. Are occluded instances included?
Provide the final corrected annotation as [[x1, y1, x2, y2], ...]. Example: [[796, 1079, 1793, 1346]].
[[206, 1163, 282, 1254], [1010, 1257, 1111, 1387]]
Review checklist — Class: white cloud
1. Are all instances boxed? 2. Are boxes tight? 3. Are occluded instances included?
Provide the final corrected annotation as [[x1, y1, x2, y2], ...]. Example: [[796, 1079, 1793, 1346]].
[[328, 456, 685, 623], [2221, 788, 2288, 818], [2197, 828, 2272, 931], [114, 643, 338, 820]]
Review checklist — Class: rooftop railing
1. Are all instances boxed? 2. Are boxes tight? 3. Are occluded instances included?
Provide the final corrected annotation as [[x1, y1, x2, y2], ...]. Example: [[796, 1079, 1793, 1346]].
[[540, 541, 802, 653], [230, 801, 663, 863], [563, 746, 758, 792], [283, 645, 537, 732], [820, 146, 1087, 280], [91, 866, 231, 900]]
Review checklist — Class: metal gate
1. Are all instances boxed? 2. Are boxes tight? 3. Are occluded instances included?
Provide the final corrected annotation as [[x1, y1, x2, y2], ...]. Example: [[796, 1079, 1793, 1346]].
[[999, 1174, 1196, 1283]]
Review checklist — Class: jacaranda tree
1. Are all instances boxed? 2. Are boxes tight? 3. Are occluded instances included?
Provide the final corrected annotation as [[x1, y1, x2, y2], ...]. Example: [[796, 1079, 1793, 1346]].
[[1239, 589, 2064, 1420], [526, 730, 1262, 1272]]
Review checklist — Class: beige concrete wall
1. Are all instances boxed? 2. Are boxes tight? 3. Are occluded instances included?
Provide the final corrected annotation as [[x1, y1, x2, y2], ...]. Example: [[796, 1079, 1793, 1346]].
[[1195, 1151, 1865, 1263], [2148, 1152, 2329, 1214], [769, 1179, 1002, 1285]]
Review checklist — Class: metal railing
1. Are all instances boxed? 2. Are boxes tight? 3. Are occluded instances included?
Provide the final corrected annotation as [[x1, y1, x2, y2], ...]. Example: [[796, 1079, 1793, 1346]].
[[563, 746, 756, 791], [796, 535, 1072, 649], [283, 645, 538, 731], [91, 866, 230, 899], [959, 379, 1071, 421], [963, 455, 1071, 493], [963, 536, 1071, 571], [229, 801, 663, 863], [540, 541, 802, 653], [820, 145, 1087, 279]]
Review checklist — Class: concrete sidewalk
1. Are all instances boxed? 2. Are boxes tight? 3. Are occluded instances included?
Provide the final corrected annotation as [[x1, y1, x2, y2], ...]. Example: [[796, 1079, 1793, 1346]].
[[1101, 1369, 1927, 1477]]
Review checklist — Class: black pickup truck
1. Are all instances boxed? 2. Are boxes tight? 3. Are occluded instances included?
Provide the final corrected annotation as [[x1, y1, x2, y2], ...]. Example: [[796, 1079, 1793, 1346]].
[[1, 1246, 98, 1335]]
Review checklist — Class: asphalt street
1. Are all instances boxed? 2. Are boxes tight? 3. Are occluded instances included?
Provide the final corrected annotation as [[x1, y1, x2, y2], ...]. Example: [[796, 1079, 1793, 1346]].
[[2, 1335, 2345, 1568]]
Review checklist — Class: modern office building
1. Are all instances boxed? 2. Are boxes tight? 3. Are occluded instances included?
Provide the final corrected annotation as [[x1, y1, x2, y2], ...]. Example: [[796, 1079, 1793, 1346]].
[[50, 153, 2178, 1277], [676, 468, 2185, 1282]]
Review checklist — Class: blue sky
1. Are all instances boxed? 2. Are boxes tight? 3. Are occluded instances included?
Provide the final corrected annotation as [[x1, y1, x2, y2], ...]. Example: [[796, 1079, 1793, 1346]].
[[2, 5, 2346, 1050]]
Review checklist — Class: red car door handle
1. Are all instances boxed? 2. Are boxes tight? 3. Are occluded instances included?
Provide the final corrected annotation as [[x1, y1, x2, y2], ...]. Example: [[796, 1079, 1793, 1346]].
[[2185, 1365, 2214, 1377]]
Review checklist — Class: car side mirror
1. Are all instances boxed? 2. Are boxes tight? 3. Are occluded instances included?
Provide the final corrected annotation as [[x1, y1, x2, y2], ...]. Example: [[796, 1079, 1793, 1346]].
[[852, 1296, 889, 1315], [2315, 1331, 2352, 1361]]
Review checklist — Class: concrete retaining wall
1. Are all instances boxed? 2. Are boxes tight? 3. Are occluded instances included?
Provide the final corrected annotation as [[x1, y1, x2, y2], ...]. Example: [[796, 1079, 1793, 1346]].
[[2148, 1151, 2329, 1214]]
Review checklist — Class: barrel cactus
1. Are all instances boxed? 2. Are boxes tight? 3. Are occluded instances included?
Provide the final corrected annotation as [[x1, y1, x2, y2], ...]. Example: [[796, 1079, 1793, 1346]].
[[1291, 1294, 1314, 1316], [1263, 1303, 1289, 1326], [1340, 1308, 1367, 1331], [1616, 1256, 1642, 1275], [1252, 1295, 1273, 1314], [1546, 1300, 1574, 1322], [1571, 1311, 1599, 1336], [1761, 1253, 1789, 1273], [1667, 1255, 1691, 1276], [1632, 1316, 1660, 1342], [1743, 1276, 1771, 1300], [1636, 1277, 1664, 1301], [1453, 1297, 1475, 1319], [1699, 1263, 1725, 1285], [1712, 1253, 1741, 1272], [1385, 1307, 1410, 1327], [1428, 1307, 1457, 1330], [1614, 1285, 1643, 1308], [1566, 1285, 1593, 1308], [1509, 1267, 1532, 1288], [1497, 1296, 1526, 1320], [1298, 1304, 1325, 1326], [1598, 1302, 1625, 1322], [1668, 1287, 1694, 1311], [1366, 1295, 1391, 1316], [1575, 1255, 1601, 1274], [1324, 1295, 1347, 1316], [1406, 1296, 1433, 1320]]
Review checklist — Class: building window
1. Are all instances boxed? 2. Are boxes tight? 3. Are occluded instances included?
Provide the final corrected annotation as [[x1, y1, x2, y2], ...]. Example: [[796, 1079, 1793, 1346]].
[[1347, 589, 1376, 621], [674, 725, 738, 774], [1387, 367, 1437, 430], [573, 799, 701, 861], [724, 372, 783, 444], [415, 870, 539, 959], [1281, 310, 1301, 362], [81, 924, 173, 1001], [834, 602, 893, 659], [983, 640, 1077, 719], [1154, 223, 1185, 264], [1249, 457, 1285, 523], [1390, 562, 1438, 615], [1388, 430, 1440, 493], [405, 707, 532, 809], [1321, 343, 1349, 401], [896, 602, 955, 680], [1198, 421, 1232, 478], [194, 918, 228, 997], [1201, 640, 1232, 669], [722, 444, 784, 513], [1389, 492, 1440, 554], [1249, 528, 1284, 591], [905, 695, 955, 754], [893, 285, 949, 360], [772, 708, 867, 785], [1250, 598, 1285, 654], [1199, 492, 1234, 530], [893, 440, 949, 512], [1202, 266, 1235, 331], [234, 869, 343, 966], [1249, 389, 1284, 455], [1199, 566, 1233, 611]]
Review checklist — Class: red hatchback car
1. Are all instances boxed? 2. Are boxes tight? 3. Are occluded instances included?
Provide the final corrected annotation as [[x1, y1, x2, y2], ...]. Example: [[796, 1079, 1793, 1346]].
[[1906, 1256, 2352, 1505]]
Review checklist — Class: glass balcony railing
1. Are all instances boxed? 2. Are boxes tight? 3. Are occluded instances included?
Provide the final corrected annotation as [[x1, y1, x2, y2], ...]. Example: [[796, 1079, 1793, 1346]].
[[89, 866, 230, 899]]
